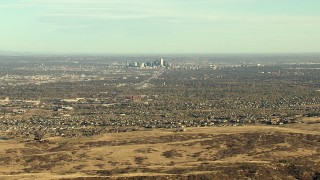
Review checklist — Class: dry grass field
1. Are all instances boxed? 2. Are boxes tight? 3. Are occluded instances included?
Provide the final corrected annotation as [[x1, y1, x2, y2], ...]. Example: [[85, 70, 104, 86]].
[[1, 124, 320, 180]]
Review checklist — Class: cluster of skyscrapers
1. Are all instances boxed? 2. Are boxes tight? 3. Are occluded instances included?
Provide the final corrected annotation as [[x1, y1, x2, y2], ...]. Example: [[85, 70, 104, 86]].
[[127, 59, 171, 68]]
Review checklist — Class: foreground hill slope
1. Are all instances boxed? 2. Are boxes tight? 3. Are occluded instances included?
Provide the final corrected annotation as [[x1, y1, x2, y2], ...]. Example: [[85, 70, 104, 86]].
[[0, 124, 320, 179]]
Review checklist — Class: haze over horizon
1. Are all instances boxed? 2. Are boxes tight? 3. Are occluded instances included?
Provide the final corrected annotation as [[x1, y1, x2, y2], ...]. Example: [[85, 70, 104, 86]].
[[1, 0, 320, 54]]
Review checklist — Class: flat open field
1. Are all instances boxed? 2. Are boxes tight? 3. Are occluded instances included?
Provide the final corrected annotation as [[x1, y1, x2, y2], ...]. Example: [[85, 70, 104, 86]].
[[1, 124, 320, 180]]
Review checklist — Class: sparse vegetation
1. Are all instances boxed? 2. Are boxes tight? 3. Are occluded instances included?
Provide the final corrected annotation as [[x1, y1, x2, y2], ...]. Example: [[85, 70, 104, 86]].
[[1, 55, 320, 179]]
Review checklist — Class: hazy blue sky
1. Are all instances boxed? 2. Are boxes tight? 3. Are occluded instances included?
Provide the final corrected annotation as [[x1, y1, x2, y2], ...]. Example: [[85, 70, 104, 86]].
[[1, 0, 320, 54]]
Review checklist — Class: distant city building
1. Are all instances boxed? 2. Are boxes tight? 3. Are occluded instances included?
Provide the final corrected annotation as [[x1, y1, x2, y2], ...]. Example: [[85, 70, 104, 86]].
[[146, 62, 154, 67], [160, 59, 164, 67]]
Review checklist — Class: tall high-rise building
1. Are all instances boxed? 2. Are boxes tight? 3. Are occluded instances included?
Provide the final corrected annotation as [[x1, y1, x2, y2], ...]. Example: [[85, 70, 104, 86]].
[[160, 59, 164, 66]]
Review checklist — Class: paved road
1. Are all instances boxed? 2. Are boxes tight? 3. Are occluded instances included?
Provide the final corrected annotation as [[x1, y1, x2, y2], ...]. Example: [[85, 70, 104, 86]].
[[135, 69, 165, 89]]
